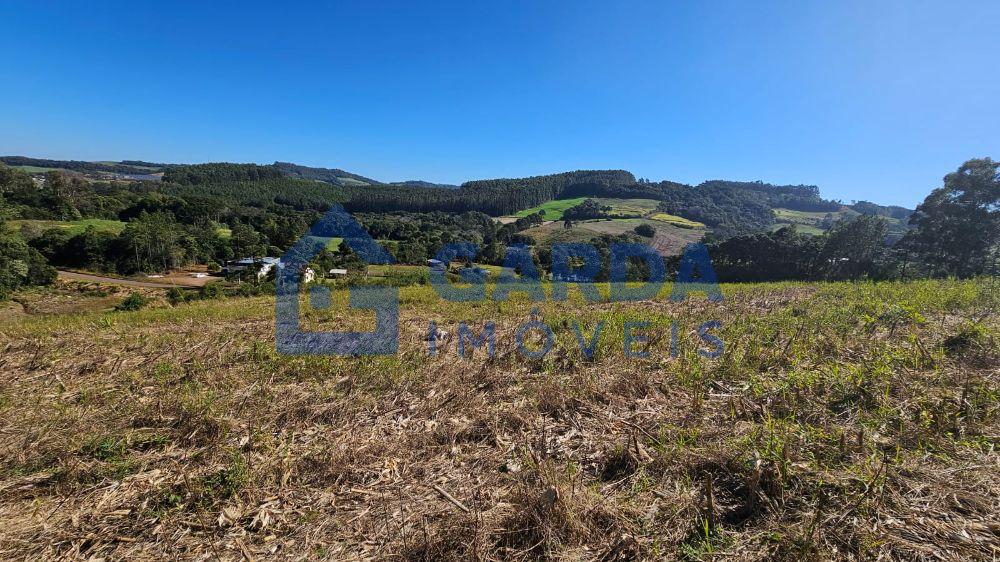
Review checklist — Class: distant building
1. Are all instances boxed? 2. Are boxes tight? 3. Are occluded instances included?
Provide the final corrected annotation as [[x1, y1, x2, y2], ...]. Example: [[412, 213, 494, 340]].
[[328, 268, 349, 277], [302, 267, 316, 284], [223, 257, 281, 280], [427, 258, 445, 270]]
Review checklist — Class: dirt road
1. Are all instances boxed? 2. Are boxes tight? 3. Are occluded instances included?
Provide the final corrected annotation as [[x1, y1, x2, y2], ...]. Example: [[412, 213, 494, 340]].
[[57, 271, 204, 289]]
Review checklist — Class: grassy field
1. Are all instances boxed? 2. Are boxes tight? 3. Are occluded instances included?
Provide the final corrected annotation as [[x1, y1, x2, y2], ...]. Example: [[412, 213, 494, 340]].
[[511, 197, 664, 222], [772, 208, 874, 232], [9, 219, 236, 241], [522, 218, 639, 244], [513, 197, 589, 220], [11, 165, 63, 173], [7, 218, 127, 236], [769, 223, 827, 235], [0, 278, 996, 559], [772, 208, 911, 239], [772, 207, 853, 232], [510, 197, 706, 232], [522, 217, 705, 254], [649, 212, 707, 229], [592, 197, 661, 217]]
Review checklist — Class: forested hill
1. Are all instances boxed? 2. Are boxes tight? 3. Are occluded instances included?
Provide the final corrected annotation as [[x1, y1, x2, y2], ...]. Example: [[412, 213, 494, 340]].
[[1, 156, 911, 237], [271, 162, 381, 186], [273, 162, 459, 189], [146, 164, 909, 238], [0, 156, 176, 175]]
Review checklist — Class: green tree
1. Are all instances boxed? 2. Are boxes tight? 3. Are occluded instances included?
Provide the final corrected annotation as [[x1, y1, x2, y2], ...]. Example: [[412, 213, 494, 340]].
[[902, 158, 1000, 277], [41, 171, 82, 220], [396, 241, 428, 264], [705, 226, 823, 282], [0, 164, 34, 199], [117, 212, 187, 273], [229, 222, 269, 259], [820, 215, 889, 280], [0, 234, 57, 298], [633, 223, 656, 237]]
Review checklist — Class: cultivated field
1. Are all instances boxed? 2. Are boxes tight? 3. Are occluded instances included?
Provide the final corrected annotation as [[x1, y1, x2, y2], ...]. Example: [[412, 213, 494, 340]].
[[648, 213, 706, 229], [0, 280, 997, 560]]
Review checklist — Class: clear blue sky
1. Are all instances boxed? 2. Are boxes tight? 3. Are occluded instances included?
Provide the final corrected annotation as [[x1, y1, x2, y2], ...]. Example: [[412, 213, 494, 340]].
[[2, 1, 998, 207]]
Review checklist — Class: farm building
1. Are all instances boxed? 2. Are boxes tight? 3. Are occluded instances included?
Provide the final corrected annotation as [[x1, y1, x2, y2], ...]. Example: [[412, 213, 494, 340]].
[[222, 257, 281, 280]]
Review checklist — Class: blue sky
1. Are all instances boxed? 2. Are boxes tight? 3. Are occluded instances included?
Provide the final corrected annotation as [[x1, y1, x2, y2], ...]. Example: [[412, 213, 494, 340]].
[[2, 1, 998, 207]]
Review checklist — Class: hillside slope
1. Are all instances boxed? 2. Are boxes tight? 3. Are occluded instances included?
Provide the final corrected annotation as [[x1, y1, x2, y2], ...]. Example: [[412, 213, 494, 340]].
[[2, 156, 913, 239]]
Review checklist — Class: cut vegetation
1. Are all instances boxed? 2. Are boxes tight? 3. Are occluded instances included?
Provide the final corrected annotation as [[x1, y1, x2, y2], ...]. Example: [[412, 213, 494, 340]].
[[0, 280, 996, 560]]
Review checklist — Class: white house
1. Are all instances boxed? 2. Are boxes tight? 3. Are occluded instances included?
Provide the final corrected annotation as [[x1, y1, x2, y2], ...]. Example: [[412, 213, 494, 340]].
[[328, 268, 348, 277]]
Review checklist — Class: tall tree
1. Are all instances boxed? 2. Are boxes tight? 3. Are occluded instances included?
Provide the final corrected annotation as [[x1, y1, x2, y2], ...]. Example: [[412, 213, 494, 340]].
[[820, 215, 889, 280], [903, 158, 1000, 277], [229, 222, 269, 259]]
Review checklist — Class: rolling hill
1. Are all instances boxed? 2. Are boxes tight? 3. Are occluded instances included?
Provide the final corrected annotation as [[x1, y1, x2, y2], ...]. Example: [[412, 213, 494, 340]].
[[2, 156, 913, 241]]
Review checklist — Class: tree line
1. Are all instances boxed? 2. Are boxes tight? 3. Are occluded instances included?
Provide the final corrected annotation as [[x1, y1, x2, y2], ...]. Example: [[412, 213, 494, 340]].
[[700, 159, 999, 281], [0, 158, 995, 298]]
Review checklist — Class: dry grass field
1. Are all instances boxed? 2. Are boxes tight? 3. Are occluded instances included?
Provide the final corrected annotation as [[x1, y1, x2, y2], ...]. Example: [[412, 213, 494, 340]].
[[0, 280, 997, 560]]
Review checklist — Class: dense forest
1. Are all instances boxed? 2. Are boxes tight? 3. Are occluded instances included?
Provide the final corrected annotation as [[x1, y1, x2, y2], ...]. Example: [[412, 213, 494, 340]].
[[152, 164, 863, 237], [0, 156, 996, 298]]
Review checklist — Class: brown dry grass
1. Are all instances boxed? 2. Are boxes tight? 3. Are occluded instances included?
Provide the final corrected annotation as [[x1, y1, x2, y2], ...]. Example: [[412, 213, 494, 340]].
[[0, 280, 997, 560]]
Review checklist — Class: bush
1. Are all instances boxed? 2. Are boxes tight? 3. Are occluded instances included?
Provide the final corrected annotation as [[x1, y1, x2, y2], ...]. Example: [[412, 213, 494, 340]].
[[633, 224, 656, 237], [0, 234, 57, 299], [115, 292, 148, 312], [166, 287, 186, 306], [236, 281, 275, 297], [200, 282, 225, 299], [563, 199, 611, 221]]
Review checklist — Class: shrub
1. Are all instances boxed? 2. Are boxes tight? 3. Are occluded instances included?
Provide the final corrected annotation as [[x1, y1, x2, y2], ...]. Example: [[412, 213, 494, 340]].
[[633, 223, 656, 237], [166, 287, 185, 306], [115, 292, 148, 312], [200, 282, 225, 299]]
